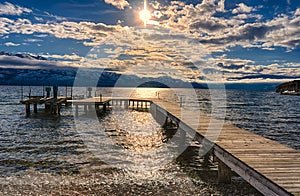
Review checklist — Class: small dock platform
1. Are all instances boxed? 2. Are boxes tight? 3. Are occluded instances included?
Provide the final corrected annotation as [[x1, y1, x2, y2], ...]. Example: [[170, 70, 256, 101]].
[[20, 96, 71, 115]]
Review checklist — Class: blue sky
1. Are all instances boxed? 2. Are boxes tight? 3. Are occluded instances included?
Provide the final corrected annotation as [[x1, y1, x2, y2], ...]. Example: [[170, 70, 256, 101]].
[[0, 0, 299, 83]]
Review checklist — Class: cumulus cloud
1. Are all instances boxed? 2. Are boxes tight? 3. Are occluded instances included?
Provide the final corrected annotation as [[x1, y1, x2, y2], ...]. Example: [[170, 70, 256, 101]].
[[232, 3, 254, 14], [0, 2, 32, 16], [0, 18, 121, 42], [77, 27, 225, 82], [156, 0, 300, 53], [104, 0, 130, 10]]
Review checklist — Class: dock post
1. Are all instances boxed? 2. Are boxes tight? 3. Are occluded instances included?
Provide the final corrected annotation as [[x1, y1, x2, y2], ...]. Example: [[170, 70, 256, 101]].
[[87, 87, 92, 98], [75, 105, 78, 117], [29, 85, 31, 99], [45, 87, 51, 98], [21, 85, 23, 100], [84, 104, 87, 113], [26, 103, 30, 115], [203, 151, 211, 167], [217, 158, 231, 183], [125, 100, 128, 109], [103, 103, 107, 113], [58, 104, 61, 115], [52, 104, 57, 114], [180, 96, 183, 107], [53, 86, 58, 99], [33, 103, 38, 113]]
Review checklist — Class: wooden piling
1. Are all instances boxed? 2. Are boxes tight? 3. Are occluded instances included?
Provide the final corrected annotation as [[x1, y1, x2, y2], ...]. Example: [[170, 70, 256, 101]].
[[33, 103, 37, 113], [75, 105, 79, 117], [217, 158, 232, 183], [26, 103, 30, 115], [103, 103, 107, 112]]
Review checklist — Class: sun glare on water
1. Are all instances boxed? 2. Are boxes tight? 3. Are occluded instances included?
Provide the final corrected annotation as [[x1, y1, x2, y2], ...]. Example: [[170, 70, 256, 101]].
[[139, 0, 151, 26]]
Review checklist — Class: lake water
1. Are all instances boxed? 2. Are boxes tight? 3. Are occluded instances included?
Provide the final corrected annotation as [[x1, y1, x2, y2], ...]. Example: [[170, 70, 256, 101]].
[[0, 85, 299, 195]]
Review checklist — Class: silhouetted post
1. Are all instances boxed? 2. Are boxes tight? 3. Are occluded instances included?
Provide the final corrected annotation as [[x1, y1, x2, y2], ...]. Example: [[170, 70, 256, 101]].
[[45, 87, 51, 98], [100, 94, 102, 102], [70, 87, 73, 100], [65, 85, 68, 97], [21, 85, 23, 100], [43, 85, 45, 97], [29, 85, 31, 99], [87, 87, 92, 98], [53, 86, 58, 99]]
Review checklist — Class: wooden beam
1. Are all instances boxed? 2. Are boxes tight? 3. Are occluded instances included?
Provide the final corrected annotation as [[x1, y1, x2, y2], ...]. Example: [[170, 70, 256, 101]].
[[217, 157, 232, 183]]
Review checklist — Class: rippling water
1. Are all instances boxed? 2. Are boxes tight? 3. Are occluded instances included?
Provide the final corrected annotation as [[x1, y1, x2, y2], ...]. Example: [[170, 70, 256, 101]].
[[0, 85, 299, 195]]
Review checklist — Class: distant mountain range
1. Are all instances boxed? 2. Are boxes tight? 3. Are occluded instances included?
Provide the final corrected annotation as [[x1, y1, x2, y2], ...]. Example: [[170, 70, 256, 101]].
[[0, 51, 282, 90], [0, 51, 208, 88]]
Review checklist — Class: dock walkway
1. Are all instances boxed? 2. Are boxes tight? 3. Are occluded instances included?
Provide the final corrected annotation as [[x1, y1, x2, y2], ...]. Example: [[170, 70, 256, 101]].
[[151, 99, 300, 196], [60, 97, 300, 195]]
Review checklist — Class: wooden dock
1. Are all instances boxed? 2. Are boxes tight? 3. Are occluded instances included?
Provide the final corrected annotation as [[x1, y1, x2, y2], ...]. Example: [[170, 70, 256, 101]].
[[20, 96, 71, 115], [67, 97, 152, 116], [151, 99, 300, 196], [20, 85, 73, 115], [38, 96, 300, 195]]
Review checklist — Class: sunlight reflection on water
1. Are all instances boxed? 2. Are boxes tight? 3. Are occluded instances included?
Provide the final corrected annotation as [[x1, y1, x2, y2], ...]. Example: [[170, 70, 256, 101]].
[[0, 86, 298, 195]]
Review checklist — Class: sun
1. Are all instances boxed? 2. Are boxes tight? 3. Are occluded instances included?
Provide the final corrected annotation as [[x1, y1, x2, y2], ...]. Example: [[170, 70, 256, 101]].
[[139, 0, 151, 26], [139, 9, 151, 26]]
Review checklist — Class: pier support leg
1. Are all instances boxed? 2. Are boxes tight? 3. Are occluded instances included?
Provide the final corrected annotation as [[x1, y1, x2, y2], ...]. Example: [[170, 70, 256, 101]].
[[52, 104, 57, 114], [84, 105, 87, 113], [26, 104, 30, 115], [75, 105, 78, 117], [45, 103, 50, 110], [33, 103, 37, 113], [103, 103, 107, 113], [217, 158, 231, 184], [58, 104, 61, 115], [203, 151, 211, 167]]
